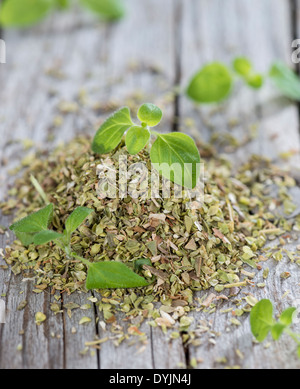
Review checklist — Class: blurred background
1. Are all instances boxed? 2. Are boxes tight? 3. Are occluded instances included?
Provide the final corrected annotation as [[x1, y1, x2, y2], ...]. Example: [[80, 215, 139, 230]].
[[1, 0, 300, 201]]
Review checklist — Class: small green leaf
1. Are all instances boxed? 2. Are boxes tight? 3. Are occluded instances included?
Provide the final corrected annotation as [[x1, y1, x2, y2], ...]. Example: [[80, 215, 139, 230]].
[[15, 231, 36, 246], [186, 62, 232, 103], [246, 73, 264, 89], [233, 57, 263, 89], [33, 230, 63, 245], [125, 126, 150, 155], [279, 307, 297, 326], [10, 204, 54, 234], [150, 133, 200, 189], [86, 261, 149, 289], [233, 57, 252, 76], [271, 322, 286, 340], [65, 207, 93, 235], [297, 346, 300, 359], [80, 0, 125, 20], [92, 107, 133, 154], [269, 62, 300, 101], [137, 103, 163, 127], [0, 0, 54, 27], [250, 299, 275, 342]]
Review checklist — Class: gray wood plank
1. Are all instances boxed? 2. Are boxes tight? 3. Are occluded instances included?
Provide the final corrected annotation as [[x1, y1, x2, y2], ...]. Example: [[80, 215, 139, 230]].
[[0, 260, 65, 369], [96, 308, 187, 369], [62, 291, 98, 369], [96, 307, 154, 369], [151, 326, 187, 369]]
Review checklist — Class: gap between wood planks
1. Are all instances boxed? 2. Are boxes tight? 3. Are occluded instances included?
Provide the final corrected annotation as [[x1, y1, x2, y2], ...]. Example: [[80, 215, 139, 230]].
[[172, 0, 183, 133]]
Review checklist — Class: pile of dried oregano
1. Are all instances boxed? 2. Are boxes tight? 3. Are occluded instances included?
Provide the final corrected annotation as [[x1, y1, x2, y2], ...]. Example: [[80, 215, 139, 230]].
[[1, 136, 300, 332]]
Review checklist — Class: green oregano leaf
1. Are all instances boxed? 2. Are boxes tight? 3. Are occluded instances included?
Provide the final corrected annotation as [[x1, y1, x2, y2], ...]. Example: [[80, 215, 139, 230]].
[[233, 57, 263, 89], [0, 0, 54, 27], [279, 307, 297, 326], [80, 0, 125, 21], [33, 230, 63, 245], [150, 132, 201, 189], [250, 300, 300, 358], [15, 231, 36, 246], [233, 57, 252, 76], [65, 207, 94, 235], [246, 73, 263, 89], [271, 322, 287, 340], [10, 204, 54, 234], [125, 126, 150, 155], [186, 62, 232, 103], [92, 107, 133, 154], [250, 299, 275, 342], [269, 62, 300, 101], [86, 261, 149, 289], [137, 103, 163, 127]]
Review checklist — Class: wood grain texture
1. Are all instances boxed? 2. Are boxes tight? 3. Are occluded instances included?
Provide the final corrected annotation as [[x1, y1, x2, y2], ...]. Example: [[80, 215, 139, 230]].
[[0, 0, 300, 369]]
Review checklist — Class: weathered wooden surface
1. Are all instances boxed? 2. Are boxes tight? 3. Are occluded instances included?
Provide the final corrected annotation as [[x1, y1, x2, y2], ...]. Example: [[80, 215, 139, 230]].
[[1, 0, 300, 369]]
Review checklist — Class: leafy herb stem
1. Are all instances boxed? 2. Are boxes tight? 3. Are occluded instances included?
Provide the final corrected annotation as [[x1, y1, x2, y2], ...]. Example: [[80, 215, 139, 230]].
[[71, 252, 91, 268], [46, 232, 90, 267], [92, 103, 201, 189], [285, 328, 300, 345], [150, 130, 161, 137], [0, 0, 125, 28], [250, 299, 300, 359], [10, 203, 149, 289]]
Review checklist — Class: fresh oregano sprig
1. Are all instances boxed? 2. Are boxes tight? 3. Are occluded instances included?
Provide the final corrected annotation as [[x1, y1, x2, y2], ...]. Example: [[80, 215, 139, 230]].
[[9, 204, 148, 289], [186, 59, 263, 104], [92, 103, 201, 189], [269, 61, 300, 101], [233, 57, 263, 89], [250, 299, 300, 358], [0, 0, 125, 28], [186, 57, 300, 104], [186, 62, 234, 104]]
